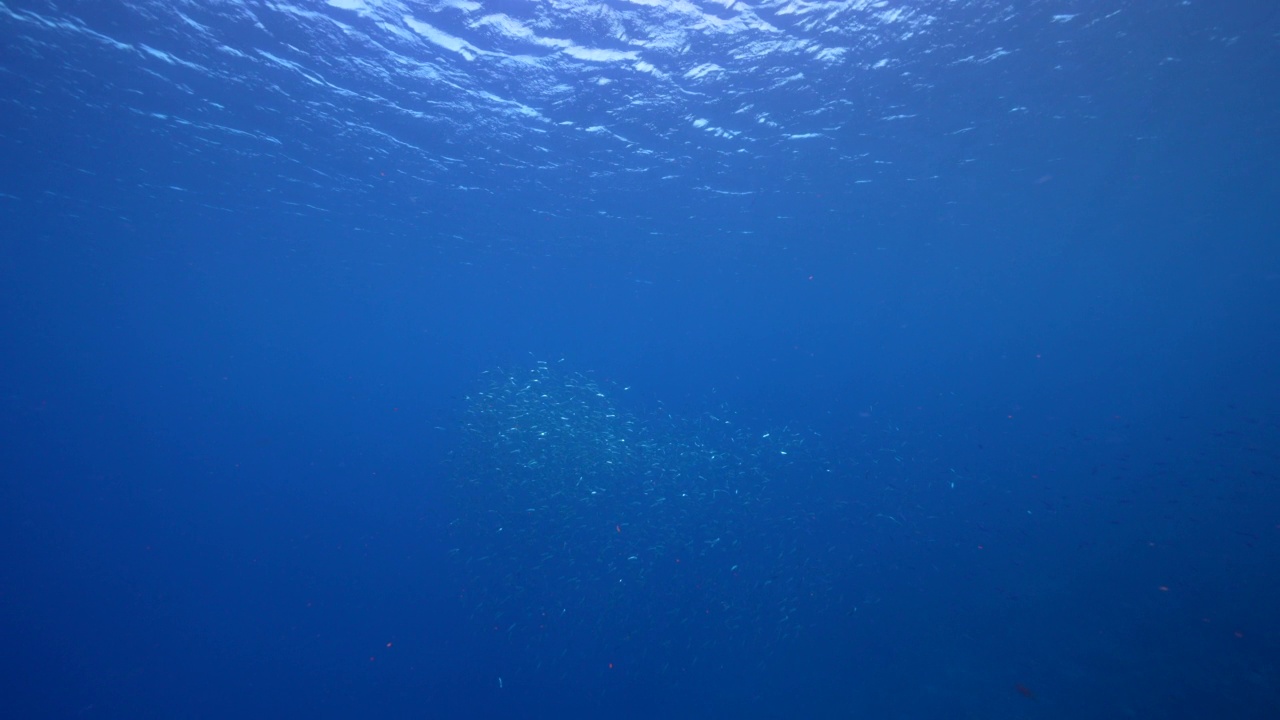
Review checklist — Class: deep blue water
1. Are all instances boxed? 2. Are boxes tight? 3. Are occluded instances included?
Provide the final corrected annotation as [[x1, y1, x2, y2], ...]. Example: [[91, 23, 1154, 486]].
[[2, 1, 1279, 718]]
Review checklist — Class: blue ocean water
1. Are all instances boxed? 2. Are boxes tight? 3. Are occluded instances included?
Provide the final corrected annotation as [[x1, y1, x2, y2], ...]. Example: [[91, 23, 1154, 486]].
[[2, 0, 1278, 717]]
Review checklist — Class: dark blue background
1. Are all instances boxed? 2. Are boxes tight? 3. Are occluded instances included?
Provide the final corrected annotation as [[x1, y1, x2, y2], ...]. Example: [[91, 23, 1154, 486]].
[[3, 1, 1279, 718]]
